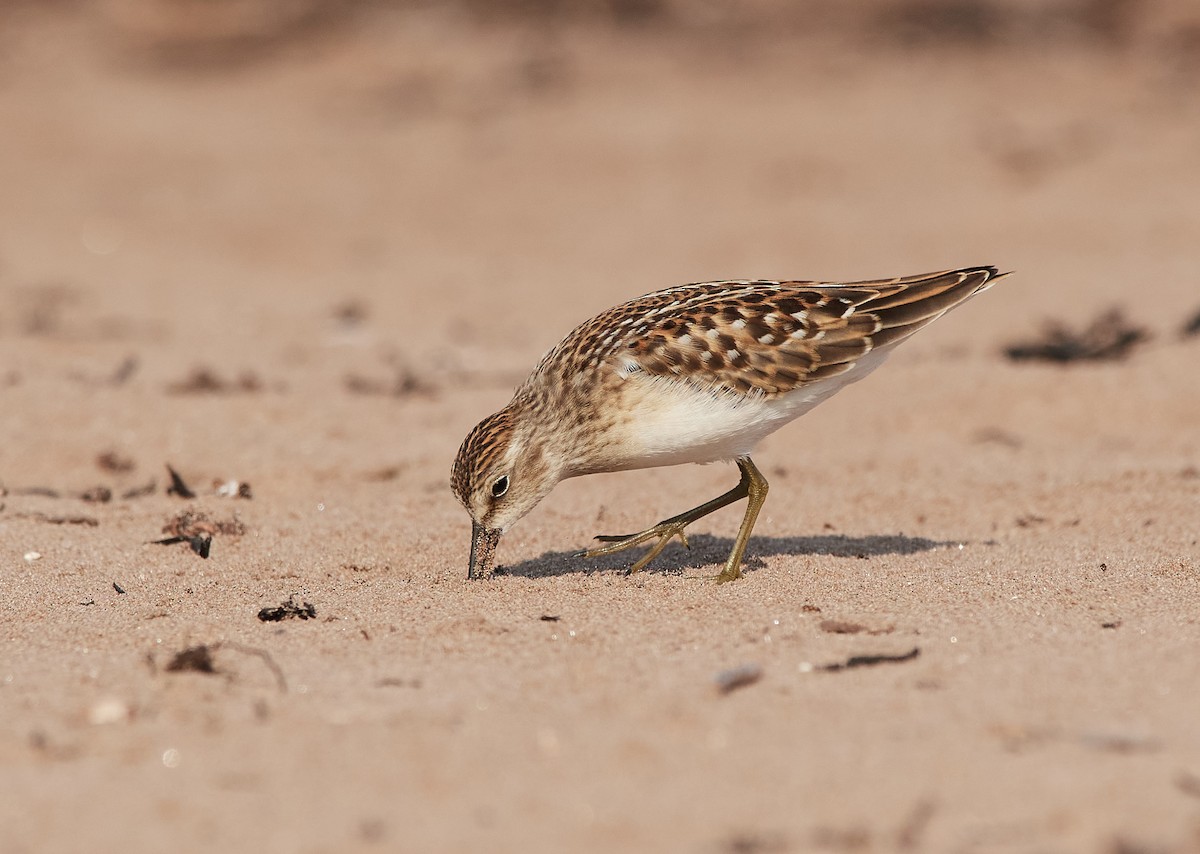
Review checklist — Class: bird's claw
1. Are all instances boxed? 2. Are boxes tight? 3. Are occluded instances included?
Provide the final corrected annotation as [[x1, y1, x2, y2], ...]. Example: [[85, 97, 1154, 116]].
[[581, 520, 692, 572]]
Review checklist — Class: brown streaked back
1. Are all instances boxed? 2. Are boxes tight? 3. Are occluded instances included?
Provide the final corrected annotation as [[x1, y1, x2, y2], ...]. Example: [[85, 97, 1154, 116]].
[[531, 266, 1004, 398]]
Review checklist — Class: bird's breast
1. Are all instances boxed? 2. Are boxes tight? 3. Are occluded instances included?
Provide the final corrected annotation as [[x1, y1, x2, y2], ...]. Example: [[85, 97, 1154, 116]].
[[587, 346, 893, 472]]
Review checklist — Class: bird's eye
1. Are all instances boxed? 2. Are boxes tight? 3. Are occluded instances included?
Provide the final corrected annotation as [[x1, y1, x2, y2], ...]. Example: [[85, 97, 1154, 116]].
[[491, 475, 509, 498]]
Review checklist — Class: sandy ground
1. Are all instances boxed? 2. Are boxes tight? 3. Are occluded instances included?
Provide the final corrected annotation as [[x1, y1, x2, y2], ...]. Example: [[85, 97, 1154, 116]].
[[2, 2, 1200, 852]]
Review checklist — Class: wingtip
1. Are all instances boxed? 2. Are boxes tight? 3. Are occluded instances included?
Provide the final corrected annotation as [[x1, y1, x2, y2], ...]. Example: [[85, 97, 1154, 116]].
[[969, 265, 1010, 291]]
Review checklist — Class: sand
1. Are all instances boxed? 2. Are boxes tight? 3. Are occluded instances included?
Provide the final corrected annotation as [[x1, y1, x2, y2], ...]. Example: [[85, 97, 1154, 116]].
[[2, 3, 1199, 851]]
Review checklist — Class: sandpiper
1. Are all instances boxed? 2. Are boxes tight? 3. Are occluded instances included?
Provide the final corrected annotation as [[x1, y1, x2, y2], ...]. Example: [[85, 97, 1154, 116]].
[[452, 266, 1006, 582]]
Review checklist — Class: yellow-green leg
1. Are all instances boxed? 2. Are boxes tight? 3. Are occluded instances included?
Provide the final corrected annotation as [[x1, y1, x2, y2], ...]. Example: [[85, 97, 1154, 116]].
[[716, 457, 768, 583], [582, 456, 769, 583]]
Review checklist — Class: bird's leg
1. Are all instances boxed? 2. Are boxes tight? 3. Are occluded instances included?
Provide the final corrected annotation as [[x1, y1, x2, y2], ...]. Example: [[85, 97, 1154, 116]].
[[715, 457, 768, 584], [582, 457, 769, 581]]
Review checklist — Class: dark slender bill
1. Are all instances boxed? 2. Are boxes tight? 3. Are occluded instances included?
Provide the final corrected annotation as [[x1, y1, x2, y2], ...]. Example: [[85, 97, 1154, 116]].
[[468, 521, 501, 579]]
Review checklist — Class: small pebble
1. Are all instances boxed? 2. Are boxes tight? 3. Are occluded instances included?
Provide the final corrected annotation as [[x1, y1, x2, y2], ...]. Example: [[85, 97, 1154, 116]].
[[89, 697, 129, 725], [714, 663, 763, 695]]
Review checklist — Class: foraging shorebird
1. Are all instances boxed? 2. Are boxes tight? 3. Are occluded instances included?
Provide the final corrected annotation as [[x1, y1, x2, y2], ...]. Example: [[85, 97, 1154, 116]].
[[452, 266, 1006, 582]]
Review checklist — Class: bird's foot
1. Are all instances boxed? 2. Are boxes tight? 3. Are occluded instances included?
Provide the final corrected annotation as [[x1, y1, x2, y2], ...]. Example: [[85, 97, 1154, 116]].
[[582, 520, 692, 574]]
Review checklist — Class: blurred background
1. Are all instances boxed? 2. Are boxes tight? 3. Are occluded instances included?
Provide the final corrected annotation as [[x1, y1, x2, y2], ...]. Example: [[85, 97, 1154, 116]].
[[2, 0, 1198, 373], [1, 0, 1198, 476]]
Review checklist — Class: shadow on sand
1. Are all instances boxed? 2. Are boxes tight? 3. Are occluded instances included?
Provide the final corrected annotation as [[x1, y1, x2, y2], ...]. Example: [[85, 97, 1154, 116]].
[[495, 532, 965, 580]]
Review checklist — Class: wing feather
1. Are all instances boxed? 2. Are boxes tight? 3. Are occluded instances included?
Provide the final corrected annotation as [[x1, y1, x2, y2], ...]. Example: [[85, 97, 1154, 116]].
[[541, 266, 1005, 398]]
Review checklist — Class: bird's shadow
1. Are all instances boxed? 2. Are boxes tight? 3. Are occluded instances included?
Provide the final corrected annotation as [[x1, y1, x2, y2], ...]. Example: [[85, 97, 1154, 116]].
[[494, 532, 966, 580]]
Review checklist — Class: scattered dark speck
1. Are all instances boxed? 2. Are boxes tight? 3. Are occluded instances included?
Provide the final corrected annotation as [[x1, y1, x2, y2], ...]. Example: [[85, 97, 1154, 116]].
[[820, 620, 867, 634], [150, 534, 211, 558], [121, 480, 156, 499], [376, 677, 421, 689], [818, 647, 920, 672], [96, 451, 135, 473], [1101, 620, 1122, 629], [1182, 308, 1200, 339], [162, 508, 245, 538], [257, 596, 317, 622], [344, 367, 434, 398], [166, 644, 216, 674], [333, 300, 369, 327], [15, 487, 60, 498], [113, 581, 126, 595], [165, 464, 196, 498], [819, 620, 895, 636], [79, 486, 112, 503], [1004, 309, 1148, 363], [539, 614, 561, 622], [162, 642, 286, 691], [973, 427, 1023, 448], [167, 367, 263, 395], [362, 465, 403, 482]]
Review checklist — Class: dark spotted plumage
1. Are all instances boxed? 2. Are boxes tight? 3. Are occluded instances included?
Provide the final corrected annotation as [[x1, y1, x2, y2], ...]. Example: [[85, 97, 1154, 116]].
[[525, 266, 1000, 398]]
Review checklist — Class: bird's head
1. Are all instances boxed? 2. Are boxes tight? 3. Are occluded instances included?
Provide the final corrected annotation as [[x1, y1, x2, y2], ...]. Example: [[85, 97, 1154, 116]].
[[451, 404, 561, 578]]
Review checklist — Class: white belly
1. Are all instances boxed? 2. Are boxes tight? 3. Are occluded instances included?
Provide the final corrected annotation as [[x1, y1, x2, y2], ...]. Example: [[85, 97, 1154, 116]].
[[611, 347, 892, 470]]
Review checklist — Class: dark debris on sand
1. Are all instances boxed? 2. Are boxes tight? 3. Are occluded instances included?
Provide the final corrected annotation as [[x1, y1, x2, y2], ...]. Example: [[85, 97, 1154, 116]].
[[161, 642, 288, 691], [16, 512, 99, 527], [165, 644, 217, 674], [166, 367, 263, 395], [96, 451, 135, 473], [165, 464, 196, 498], [150, 533, 212, 558], [149, 506, 246, 558], [257, 596, 317, 622], [343, 367, 435, 398], [79, 486, 112, 503], [162, 508, 246, 538], [819, 647, 921, 672], [1183, 308, 1200, 339], [121, 480, 157, 499], [1004, 309, 1149, 363]]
